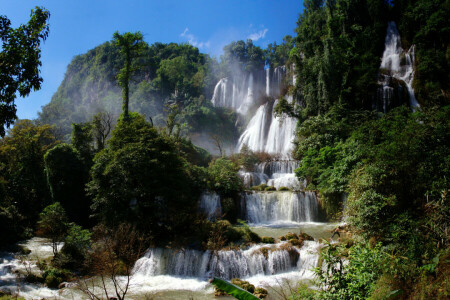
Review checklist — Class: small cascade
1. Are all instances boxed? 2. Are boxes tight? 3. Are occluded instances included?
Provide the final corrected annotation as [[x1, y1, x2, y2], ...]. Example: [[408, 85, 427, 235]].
[[243, 191, 319, 225], [133, 241, 320, 280], [199, 192, 222, 220], [375, 22, 419, 111]]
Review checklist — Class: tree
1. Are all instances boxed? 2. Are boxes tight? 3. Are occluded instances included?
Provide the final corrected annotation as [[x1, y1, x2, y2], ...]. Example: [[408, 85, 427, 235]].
[[0, 120, 60, 229], [92, 111, 113, 151], [78, 224, 146, 300], [44, 144, 91, 226], [112, 31, 145, 119], [0, 7, 50, 136], [37, 202, 68, 255], [88, 113, 198, 240]]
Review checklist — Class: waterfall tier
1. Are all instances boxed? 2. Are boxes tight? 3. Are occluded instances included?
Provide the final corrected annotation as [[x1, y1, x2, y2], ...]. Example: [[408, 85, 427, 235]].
[[237, 100, 297, 157], [239, 161, 302, 190], [243, 191, 319, 225], [199, 192, 222, 220], [375, 21, 419, 111], [133, 241, 319, 280], [199, 191, 320, 225]]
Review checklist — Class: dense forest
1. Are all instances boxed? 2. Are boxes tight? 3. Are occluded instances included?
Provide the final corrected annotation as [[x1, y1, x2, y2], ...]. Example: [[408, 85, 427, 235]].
[[0, 0, 449, 299]]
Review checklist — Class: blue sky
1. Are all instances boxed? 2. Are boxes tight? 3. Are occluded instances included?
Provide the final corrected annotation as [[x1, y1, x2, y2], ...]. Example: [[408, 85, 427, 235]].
[[1, 0, 303, 120]]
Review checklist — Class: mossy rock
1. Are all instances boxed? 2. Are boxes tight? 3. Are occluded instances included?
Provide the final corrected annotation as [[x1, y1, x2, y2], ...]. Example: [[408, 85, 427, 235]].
[[231, 278, 255, 294], [251, 184, 268, 191], [289, 238, 304, 247], [298, 232, 314, 241], [264, 186, 276, 191], [254, 287, 268, 299], [261, 236, 275, 244], [278, 186, 291, 191], [280, 232, 298, 241], [254, 247, 270, 259]]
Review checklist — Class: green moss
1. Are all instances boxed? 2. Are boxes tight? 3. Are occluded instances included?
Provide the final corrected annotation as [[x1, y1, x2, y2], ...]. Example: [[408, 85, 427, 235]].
[[251, 183, 268, 191], [264, 186, 276, 191], [278, 186, 291, 191]]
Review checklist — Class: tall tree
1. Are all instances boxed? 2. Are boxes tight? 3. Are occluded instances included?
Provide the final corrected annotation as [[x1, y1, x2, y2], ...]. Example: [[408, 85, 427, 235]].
[[112, 31, 145, 119], [0, 7, 50, 137]]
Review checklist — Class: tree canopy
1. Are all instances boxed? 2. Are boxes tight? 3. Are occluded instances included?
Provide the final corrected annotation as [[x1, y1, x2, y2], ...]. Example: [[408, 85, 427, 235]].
[[0, 7, 50, 136]]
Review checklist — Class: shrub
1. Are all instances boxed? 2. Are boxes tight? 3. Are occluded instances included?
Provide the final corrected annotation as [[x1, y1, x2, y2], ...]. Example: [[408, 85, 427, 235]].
[[261, 236, 275, 244], [42, 268, 72, 288], [208, 158, 243, 197]]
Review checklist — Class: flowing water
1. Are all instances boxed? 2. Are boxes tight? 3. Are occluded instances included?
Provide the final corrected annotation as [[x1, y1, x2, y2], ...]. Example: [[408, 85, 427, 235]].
[[376, 21, 419, 111]]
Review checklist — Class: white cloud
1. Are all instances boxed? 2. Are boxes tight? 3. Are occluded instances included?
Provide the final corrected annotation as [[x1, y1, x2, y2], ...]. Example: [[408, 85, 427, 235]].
[[180, 27, 210, 49], [247, 28, 268, 41]]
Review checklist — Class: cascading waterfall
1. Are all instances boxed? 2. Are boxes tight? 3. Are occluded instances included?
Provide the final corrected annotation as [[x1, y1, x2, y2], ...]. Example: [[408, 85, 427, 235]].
[[236, 99, 297, 157], [132, 241, 320, 280], [239, 161, 302, 190], [198, 190, 320, 225], [243, 191, 319, 224], [376, 21, 419, 111], [198, 192, 222, 220]]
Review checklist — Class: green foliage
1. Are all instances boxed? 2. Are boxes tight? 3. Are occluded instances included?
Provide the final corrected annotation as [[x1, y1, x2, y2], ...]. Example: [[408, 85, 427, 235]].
[[207, 158, 243, 197], [206, 220, 243, 250], [0, 7, 50, 136], [112, 31, 145, 118], [38, 202, 69, 255], [39, 41, 220, 138], [71, 122, 94, 163], [0, 120, 60, 244], [42, 267, 72, 288], [44, 144, 91, 226], [221, 39, 265, 74], [265, 35, 295, 68], [238, 219, 261, 243], [395, 0, 449, 106], [59, 223, 91, 269], [289, 283, 319, 300], [88, 113, 199, 241], [314, 242, 385, 299], [347, 107, 450, 244], [238, 144, 259, 172], [293, 0, 389, 116]]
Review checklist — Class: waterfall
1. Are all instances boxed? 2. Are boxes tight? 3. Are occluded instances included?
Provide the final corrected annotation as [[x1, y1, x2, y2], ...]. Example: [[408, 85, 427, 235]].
[[133, 241, 320, 280], [199, 192, 222, 220], [243, 191, 319, 224], [239, 161, 302, 190], [376, 22, 419, 111], [236, 100, 296, 157]]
